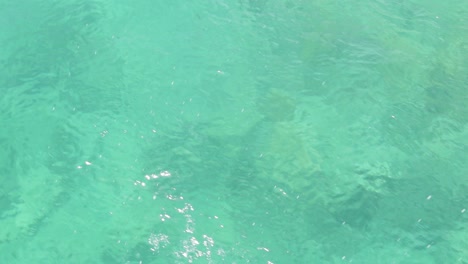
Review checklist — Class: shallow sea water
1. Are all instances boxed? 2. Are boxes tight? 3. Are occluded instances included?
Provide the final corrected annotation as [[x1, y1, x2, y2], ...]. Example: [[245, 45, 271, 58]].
[[0, 0, 467, 263]]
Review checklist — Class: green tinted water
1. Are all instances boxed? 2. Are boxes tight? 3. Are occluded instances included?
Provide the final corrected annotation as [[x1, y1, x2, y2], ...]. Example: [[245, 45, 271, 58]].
[[0, 0, 467, 263]]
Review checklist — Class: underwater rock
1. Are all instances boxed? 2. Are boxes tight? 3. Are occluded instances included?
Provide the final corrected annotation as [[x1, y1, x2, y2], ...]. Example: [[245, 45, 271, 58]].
[[0, 165, 63, 243]]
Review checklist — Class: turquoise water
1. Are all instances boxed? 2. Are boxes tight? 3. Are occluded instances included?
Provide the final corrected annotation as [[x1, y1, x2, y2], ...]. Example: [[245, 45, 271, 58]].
[[0, 0, 467, 263]]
